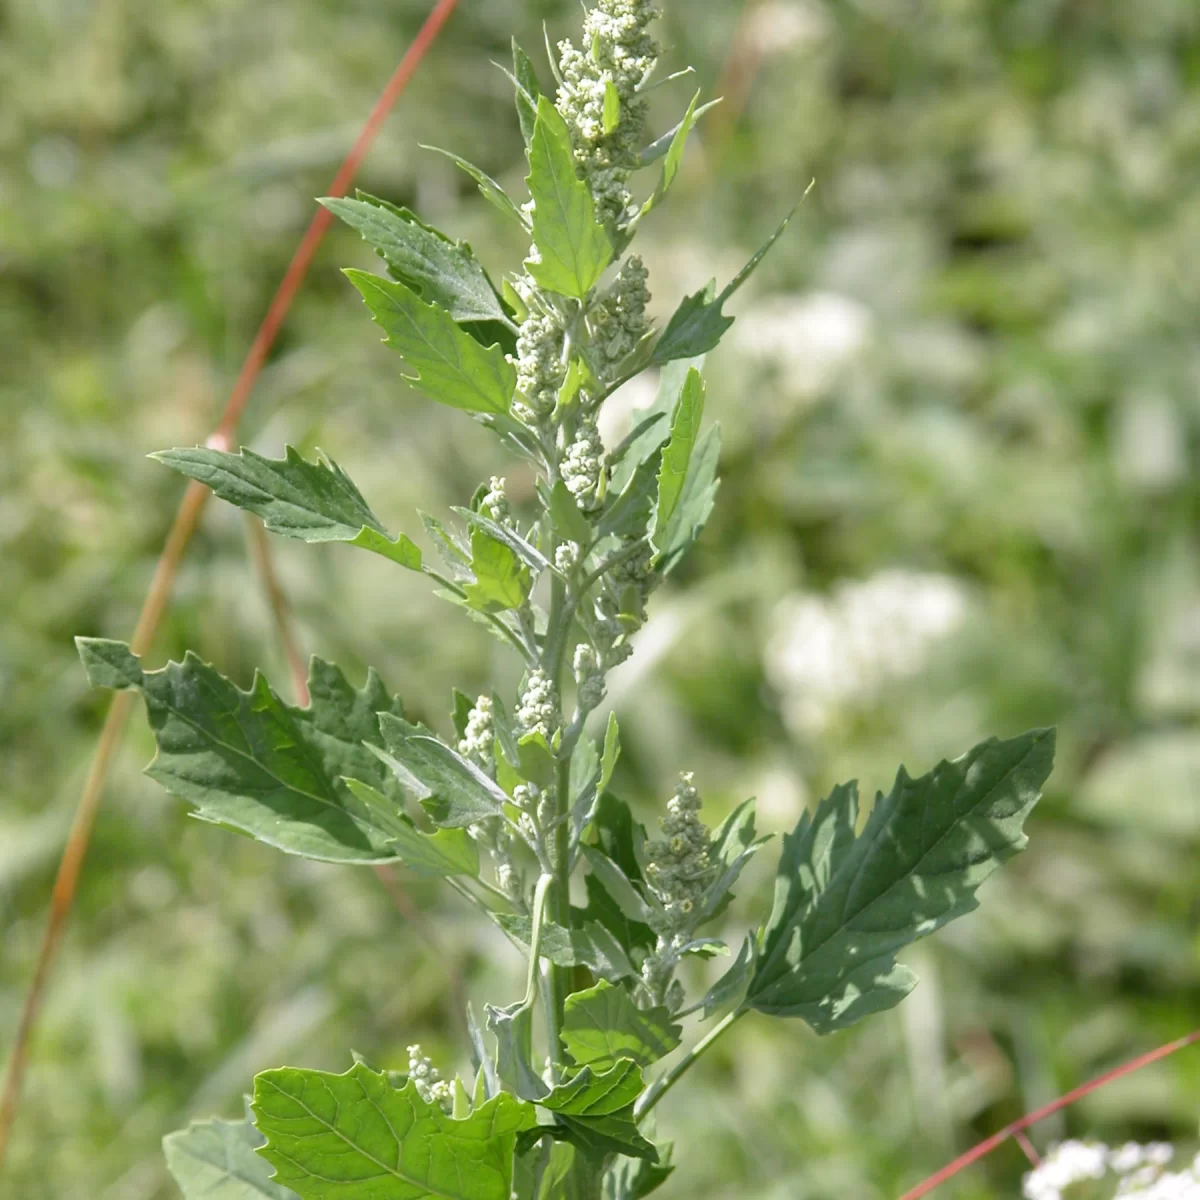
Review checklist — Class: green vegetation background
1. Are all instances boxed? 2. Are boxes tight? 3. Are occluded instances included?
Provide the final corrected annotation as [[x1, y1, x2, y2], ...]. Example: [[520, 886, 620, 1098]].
[[3, 0, 1200, 1196]]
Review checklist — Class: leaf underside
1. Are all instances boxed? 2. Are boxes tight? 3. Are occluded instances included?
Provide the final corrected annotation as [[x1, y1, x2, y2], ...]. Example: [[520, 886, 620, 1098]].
[[163, 1114, 298, 1200]]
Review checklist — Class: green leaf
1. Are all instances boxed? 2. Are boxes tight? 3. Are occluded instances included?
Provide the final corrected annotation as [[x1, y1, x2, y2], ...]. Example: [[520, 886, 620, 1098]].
[[549, 482, 594, 547], [487, 1000, 548, 1102], [603, 1148, 675, 1200], [342, 779, 479, 877], [512, 39, 543, 145], [636, 90, 700, 221], [602, 81, 621, 135], [650, 367, 705, 547], [562, 981, 681, 1072], [423, 145, 529, 228], [321, 196, 514, 335], [581, 846, 653, 924], [495, 914, 636, 983], [377, 713, 510, 829], [656, 423, 721, 575], [637, 99, 722, 167], [596, 452, 660, 541], [458, 509, 552, 574], [747, 729, 1056, 1031], [344, 269, 516, 414], [163, 1114, 298, 1200], [526, 96, 613, 298], [77, 640, 407, 863], [599, 714, 621, 796], [464, 527, 534, 613], [151, 446, 421, 570], [253, 1062, 535, 1200], [540, 1061, 655, 1162], [694, 935, 757, 1020], [651, 199, 806, 366]]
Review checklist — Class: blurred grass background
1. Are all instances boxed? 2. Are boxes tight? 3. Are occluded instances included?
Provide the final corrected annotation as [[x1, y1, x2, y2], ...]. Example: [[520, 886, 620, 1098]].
[[3, 0, 1200, 1196]]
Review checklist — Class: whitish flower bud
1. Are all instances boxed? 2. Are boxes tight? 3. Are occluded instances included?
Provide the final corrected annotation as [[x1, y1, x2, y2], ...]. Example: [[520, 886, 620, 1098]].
[[517, 669, 559, 741], [555, 540, 582, 573], [458, 695, 494, 766], [512, 310, 566, 423], [556, 0, 660, 227], [407, 1044, 452, 1113], [480, 477, 514, 527], [591, 256, 651, 377], [573, 643, 605, 711], [643, 773, 715, 935], [562, 419, 604, 510]]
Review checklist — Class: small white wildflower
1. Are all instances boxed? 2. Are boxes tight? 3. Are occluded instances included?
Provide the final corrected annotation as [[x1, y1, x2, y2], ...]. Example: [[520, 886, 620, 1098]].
[[407, 1044, 453, 1114], [516, 668, 559, 741], [458, 695, 494, 765], [562, 418, 605, 510]]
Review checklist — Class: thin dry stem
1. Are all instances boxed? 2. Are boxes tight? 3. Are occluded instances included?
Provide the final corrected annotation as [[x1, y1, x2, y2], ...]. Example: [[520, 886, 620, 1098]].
[[898, 1027, 1200, 1200], [0, 0, 461, 1169]]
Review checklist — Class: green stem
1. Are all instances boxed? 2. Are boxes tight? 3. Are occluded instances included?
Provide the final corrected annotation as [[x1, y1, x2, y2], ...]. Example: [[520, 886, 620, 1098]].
[[633, 1007, 746, 1122]]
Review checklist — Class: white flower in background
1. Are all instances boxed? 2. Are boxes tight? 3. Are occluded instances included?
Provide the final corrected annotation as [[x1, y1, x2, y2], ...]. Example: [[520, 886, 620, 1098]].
[[1022, 1140, 1200, 1200], [767, 569, 968, 734], [733, 291, 871, 401], [743, 0, 829, 57]]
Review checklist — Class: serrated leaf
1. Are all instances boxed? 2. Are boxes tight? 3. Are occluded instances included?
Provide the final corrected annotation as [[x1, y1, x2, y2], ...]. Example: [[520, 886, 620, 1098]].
[[77, 640, 407, 863], [342, 779, 479, 876], [636, 90, 700, 221], [377, 713, 510, 828], [464, 527, 534, 613], [321, 196, 514, 335], [540, 1061, 655, 1162], [747, 729, 1056, 1031], [253, 1063, 535, 1200], [345, 269, 516, 414], [423, 145, 529, 228], [656, 423, 721, 575], [421, 510, 474, 580], [151, 446, 421, 569], [697, 797, 768, 924], [651, 367, 705, 547], [596, 452, 660, 541], [651, 199, 806, 365], [562, 981, 681, 1072], [512, 39, 543, 145], [163, 1115, 298, 1200], [526, 96, 613, 298]]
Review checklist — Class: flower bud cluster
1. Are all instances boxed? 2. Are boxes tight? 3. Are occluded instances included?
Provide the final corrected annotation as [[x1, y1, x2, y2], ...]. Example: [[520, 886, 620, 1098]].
[[555, 540, 582, 573], [517, 669, 559, 741], [512, 307, 566, 425], [407, 1044, 452, 1113], [555, 0, 660, 227], [562, 418, 605, 510], [458, 695, 494, 766], [594, 593, 634, 670], [479, 477, 514, 528], [643, 773, 715, 934], [591, 256, 651, 377], [573, 644, 605, 712]]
